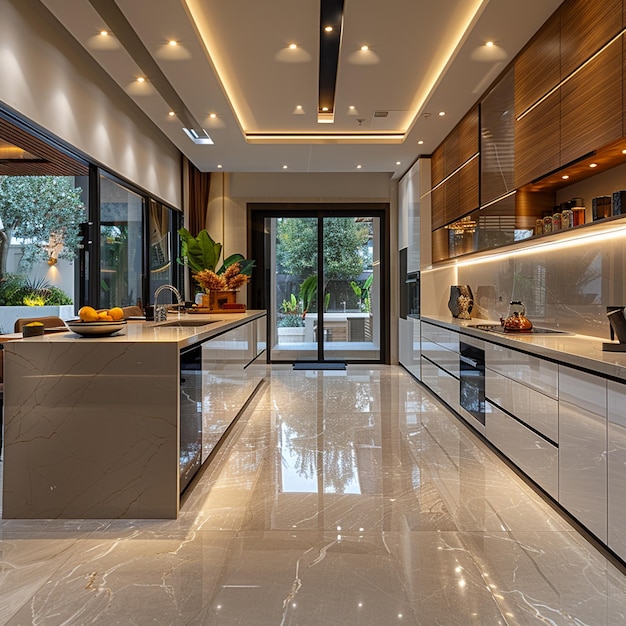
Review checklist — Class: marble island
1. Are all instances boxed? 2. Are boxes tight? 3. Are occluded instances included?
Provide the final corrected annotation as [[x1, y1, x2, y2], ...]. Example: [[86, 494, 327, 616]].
[[2, 311, 267, 520]]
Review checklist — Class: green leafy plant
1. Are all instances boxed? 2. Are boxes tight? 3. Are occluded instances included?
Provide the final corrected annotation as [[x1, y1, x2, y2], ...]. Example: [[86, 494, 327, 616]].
[[177, 228, 255, 276], [280, 293, 301, 315], [350, 274, 373, 312], [0, 273, 72, 306], [299, 275, 330, 318], [277, 313, 305, 328]]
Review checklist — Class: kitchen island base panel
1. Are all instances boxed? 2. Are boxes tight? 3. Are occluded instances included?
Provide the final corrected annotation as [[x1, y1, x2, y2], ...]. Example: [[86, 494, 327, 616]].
[[2, 342, 180, 519]]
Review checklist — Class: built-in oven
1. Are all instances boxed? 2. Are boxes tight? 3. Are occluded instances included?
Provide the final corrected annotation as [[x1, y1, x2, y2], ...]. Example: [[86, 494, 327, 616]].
[[459, 337, 485, 426], [179, 343, 203, 492]]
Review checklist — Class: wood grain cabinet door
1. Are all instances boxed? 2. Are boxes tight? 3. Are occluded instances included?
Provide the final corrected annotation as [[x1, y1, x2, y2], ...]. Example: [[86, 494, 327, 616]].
[[560, 38, 623, 167], [560, 0, 622, 79], [514, 91, 560, 188]]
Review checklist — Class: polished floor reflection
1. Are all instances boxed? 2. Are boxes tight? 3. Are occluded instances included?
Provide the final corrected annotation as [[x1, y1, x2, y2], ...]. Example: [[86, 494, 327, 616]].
[[1, 365, 626, 624]]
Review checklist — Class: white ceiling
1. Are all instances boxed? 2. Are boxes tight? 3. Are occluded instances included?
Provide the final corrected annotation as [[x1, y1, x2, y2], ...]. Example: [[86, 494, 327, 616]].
[[41, 0, 563, 179]]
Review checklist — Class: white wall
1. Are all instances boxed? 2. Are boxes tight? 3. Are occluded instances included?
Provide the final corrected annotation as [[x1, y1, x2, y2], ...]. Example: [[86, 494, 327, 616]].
[[0, 0, 182, 208]]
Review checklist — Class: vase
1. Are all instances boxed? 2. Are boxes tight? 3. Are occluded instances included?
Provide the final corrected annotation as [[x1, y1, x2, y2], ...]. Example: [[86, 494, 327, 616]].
[[208, 290, 237, 310]]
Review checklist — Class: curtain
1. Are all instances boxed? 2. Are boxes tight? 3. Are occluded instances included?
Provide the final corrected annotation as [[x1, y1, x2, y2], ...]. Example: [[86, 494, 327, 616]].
[[188, 165, 211, 236]]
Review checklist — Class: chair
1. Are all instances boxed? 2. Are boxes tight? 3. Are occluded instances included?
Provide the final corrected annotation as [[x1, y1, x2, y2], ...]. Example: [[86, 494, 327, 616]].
[[14, 316, 65, 333]]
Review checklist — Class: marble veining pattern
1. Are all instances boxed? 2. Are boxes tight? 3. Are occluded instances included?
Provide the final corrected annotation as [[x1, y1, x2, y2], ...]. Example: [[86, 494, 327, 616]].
[[1, 365, 625, 624]]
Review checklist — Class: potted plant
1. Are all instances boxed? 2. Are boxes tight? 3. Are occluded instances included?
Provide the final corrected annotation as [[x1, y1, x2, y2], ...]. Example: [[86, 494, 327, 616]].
[[177, 228, 254, 308], [277, 293, 305, 343]]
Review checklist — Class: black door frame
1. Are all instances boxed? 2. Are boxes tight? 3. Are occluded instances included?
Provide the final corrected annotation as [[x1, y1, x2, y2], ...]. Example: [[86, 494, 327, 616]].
[[248, 202, 390, 364]]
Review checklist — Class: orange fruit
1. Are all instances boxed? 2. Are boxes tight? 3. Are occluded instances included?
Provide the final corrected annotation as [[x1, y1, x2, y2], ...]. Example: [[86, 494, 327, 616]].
[[98, 311, 113, 321], [78, 306, 98, 322], [109, 307, 124, 321]]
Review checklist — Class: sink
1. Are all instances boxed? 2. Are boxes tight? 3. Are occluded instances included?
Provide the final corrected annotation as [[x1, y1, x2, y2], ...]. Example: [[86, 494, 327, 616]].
[[156, 319, 219, 328]]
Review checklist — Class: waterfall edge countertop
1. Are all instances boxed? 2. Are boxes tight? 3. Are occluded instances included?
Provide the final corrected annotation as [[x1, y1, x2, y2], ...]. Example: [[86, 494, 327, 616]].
[[423, 315, 626, 381], [1, 310, 267, 520]]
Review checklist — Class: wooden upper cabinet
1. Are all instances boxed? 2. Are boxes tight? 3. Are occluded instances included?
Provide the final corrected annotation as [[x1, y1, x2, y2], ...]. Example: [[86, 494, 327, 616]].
[[458, 157, 479, 218], [561, 0, 622, 78], [431, 183, 446, 231], [431, 145, 445, 186], [561, 38, 623, 166], [514, 91, 560, 188], [457, 107, 479, 166], [515, 10, 560, 116]]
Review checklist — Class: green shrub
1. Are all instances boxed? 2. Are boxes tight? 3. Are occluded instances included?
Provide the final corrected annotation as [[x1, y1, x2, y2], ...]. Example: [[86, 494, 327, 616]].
[[0, 274, 72, 306]]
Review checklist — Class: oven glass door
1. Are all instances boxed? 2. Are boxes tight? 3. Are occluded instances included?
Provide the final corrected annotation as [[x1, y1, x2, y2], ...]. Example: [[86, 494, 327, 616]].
[[459, 341, 485, 425]]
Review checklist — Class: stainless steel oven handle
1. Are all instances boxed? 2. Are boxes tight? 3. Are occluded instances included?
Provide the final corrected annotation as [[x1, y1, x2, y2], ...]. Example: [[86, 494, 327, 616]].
[[459, 355, 481, 368]]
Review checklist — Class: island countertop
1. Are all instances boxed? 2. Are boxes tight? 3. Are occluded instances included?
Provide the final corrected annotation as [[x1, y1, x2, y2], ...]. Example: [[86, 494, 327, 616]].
[[10, 310, 266, 348]]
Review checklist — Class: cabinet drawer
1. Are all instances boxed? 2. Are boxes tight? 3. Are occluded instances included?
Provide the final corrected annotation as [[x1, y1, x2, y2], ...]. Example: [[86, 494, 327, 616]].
[[559, 367, 607, 542], [421, 323, 459, 353], [486, 402, 558, 499], [420, 357, 459, 411], [486, 370, 558, 442], [484, 342, 557, 398], [421, 342, 459, 377]]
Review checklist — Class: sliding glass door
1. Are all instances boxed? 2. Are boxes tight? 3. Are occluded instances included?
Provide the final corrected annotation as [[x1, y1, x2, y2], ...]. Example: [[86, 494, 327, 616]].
[[252, 207, 386, 363]]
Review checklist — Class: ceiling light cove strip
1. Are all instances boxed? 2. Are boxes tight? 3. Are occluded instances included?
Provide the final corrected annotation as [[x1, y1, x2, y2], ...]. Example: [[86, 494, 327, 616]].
[[245, 133, 404, 144]]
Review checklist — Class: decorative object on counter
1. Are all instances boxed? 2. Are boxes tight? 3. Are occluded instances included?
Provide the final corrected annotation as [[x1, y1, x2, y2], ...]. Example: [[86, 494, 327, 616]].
[[447, 285, 473, 318], [177, 229, 255, 297], [552, 210, 561, 231], [612, 190, 626, 216], [500, 300, 533, 332], [65, 319, 127, 337], [603, 307, 626, 351], [535, 218, 543, 236], [457, 294, 472, 319]]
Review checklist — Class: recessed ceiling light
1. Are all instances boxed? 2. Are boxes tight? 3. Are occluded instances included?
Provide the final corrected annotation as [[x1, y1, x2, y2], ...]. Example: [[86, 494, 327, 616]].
[[168, 111, 175, 117], [209, 113, 217, 119], [418, 140, 424, 145], [562, 175, 569, 179], [168, 40, 178, 47], [438, 111, 445, 117], [589, 163, 598, 168], [622, 149, 626, 154], [356, 164, 362, 169], [217, 164, 223, 169], [324, 26, 333, 32], [136, 76, 146, 83], [321, 106, 329, 112], [289, 43, 298, 50], [396, 161, 401, 165], [282, 164, 288, 169], [485, 41, 494, 47], [361, 45, 369, 51], [100, 30, 109, 37]]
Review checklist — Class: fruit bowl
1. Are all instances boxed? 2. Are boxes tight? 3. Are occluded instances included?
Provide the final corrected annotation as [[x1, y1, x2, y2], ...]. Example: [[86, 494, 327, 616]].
[[65, 319, 127, 337]]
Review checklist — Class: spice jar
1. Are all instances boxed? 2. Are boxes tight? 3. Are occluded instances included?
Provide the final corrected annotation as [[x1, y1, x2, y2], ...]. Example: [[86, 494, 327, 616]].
[[552, 211, 562, 231], [561, 208, 573, 229], [543, 214, 553, 234], [535, 218, 543, 236]]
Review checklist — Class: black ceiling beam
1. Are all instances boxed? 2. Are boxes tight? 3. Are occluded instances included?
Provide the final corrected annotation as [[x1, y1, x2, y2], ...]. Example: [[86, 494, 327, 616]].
[[318, 0, 344, 115]]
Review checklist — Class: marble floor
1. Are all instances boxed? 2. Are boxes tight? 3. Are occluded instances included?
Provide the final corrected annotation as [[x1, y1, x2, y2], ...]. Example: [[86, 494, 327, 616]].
[[1, 365, 626, 625]]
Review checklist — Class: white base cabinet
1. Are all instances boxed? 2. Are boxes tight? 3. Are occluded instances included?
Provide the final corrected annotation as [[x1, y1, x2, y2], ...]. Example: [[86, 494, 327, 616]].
[[608, 380, 626, 560], [559, 366, 608, 542]]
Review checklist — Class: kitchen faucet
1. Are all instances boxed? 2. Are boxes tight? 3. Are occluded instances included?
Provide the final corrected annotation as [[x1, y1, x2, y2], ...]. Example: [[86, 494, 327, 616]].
[[153, 284, 184, 321]]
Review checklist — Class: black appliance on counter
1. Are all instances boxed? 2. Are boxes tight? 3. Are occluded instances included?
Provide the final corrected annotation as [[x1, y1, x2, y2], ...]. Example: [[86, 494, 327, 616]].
[[179, 343, 203, 492], [459, 337, 485, 426]]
